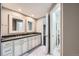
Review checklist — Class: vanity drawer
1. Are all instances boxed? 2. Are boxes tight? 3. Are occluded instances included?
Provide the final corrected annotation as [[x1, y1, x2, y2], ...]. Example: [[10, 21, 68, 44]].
[[1, 41, 13, 56], [1, 49, 13, 56]]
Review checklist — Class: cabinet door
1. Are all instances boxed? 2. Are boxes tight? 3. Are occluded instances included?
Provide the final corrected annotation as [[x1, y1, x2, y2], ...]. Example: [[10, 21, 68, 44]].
[[32, 37, 36, 48], [34, 36, 37, 47], [37, 36, 39, 45], [14, 39, 22, 56], [34, 36, 36, 47], [36, 36, 38, 46], [28, 37, 32, 50], [40, 35, 42, 44], [32, 37, 35, 48], [31, 37, 33, 49], [38, 35, 41, 45], [22, 38, 28, 53], [1, 41, 13, 56]]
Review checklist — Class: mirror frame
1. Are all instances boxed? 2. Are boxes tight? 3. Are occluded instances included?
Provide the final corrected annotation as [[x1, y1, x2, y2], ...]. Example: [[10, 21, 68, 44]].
[[8, 14, 25, 34]]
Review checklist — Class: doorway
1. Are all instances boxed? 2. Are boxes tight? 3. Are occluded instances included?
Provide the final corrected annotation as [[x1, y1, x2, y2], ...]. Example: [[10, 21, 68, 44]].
[[43, 24, 46, 46], [50, 4, 61, 56]]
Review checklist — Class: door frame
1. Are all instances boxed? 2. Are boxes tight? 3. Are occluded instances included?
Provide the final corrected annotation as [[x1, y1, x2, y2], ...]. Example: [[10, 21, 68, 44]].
[[43, 24, 46, 46], [0, 3, 1, 56], [49, 3, 63, 56]]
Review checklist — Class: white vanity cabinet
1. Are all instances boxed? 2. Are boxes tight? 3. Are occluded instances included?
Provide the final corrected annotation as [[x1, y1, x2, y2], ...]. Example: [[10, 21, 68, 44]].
[[37, 35, 41, 45], [1, 41, 13, 56], [32, 37, 36, 48], [14, 39, 22, 56], [1, 33, 42, 56], [37, 35, 40, 45], [22, 38, 28, 53], [36, 36, 39, 46], [38, 35, 42, 44], [36, 35, 40, 46], [28, 37, 32, 50], [31, 37, 33, 49]]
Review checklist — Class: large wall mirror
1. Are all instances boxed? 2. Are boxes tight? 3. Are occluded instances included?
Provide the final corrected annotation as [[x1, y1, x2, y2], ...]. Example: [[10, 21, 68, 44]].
[[26, 17, 35, 32], [12, 18, 23, 31], [9, 14, 25, 33], [28, 21, 32, 31]]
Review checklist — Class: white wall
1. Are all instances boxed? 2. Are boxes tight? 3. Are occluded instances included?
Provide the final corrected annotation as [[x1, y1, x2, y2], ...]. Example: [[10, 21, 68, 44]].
[[36, 15, 49, 54], [63, 3, 79, 56], [1, 8, 36, 35], [36, 17, 45, 45]]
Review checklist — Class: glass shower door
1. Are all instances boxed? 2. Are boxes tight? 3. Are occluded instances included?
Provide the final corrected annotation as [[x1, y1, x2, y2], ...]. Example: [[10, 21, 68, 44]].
[[50, 4, 61, 56]]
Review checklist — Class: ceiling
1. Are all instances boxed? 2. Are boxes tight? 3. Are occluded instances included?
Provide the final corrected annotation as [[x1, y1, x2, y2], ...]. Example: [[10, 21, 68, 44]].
[[2, 3, 53, 19]]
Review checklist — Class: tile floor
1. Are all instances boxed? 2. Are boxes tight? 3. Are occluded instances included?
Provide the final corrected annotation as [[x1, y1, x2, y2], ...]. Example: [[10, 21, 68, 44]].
[[24, 45, 49, 56]]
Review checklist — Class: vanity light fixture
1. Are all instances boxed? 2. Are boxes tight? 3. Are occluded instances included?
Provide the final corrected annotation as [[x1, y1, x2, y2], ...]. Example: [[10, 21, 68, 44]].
[[31, 14, 34, 17], [18, 9, 22, 12]]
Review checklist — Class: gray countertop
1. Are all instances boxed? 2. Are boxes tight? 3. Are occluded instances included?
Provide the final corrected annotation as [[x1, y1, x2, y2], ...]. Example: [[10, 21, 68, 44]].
[[1, 32, 41, 42]]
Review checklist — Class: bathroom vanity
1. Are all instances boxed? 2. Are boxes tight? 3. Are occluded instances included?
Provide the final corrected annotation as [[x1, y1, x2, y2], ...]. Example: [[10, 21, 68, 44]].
[[1, 32, 42, 56]]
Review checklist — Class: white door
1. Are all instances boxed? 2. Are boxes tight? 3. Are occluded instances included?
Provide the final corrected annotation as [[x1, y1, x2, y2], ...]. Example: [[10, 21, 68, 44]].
[[50, 4, 61, 56]]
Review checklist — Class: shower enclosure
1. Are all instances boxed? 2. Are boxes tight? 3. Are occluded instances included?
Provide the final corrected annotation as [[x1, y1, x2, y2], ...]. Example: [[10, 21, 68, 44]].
[[50, 4, 61, 56]]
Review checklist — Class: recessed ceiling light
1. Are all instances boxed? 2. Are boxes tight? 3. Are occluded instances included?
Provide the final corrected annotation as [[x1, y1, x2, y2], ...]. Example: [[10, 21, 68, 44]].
[[18, 9, 22, 12], [32, 14, 34, 17]]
